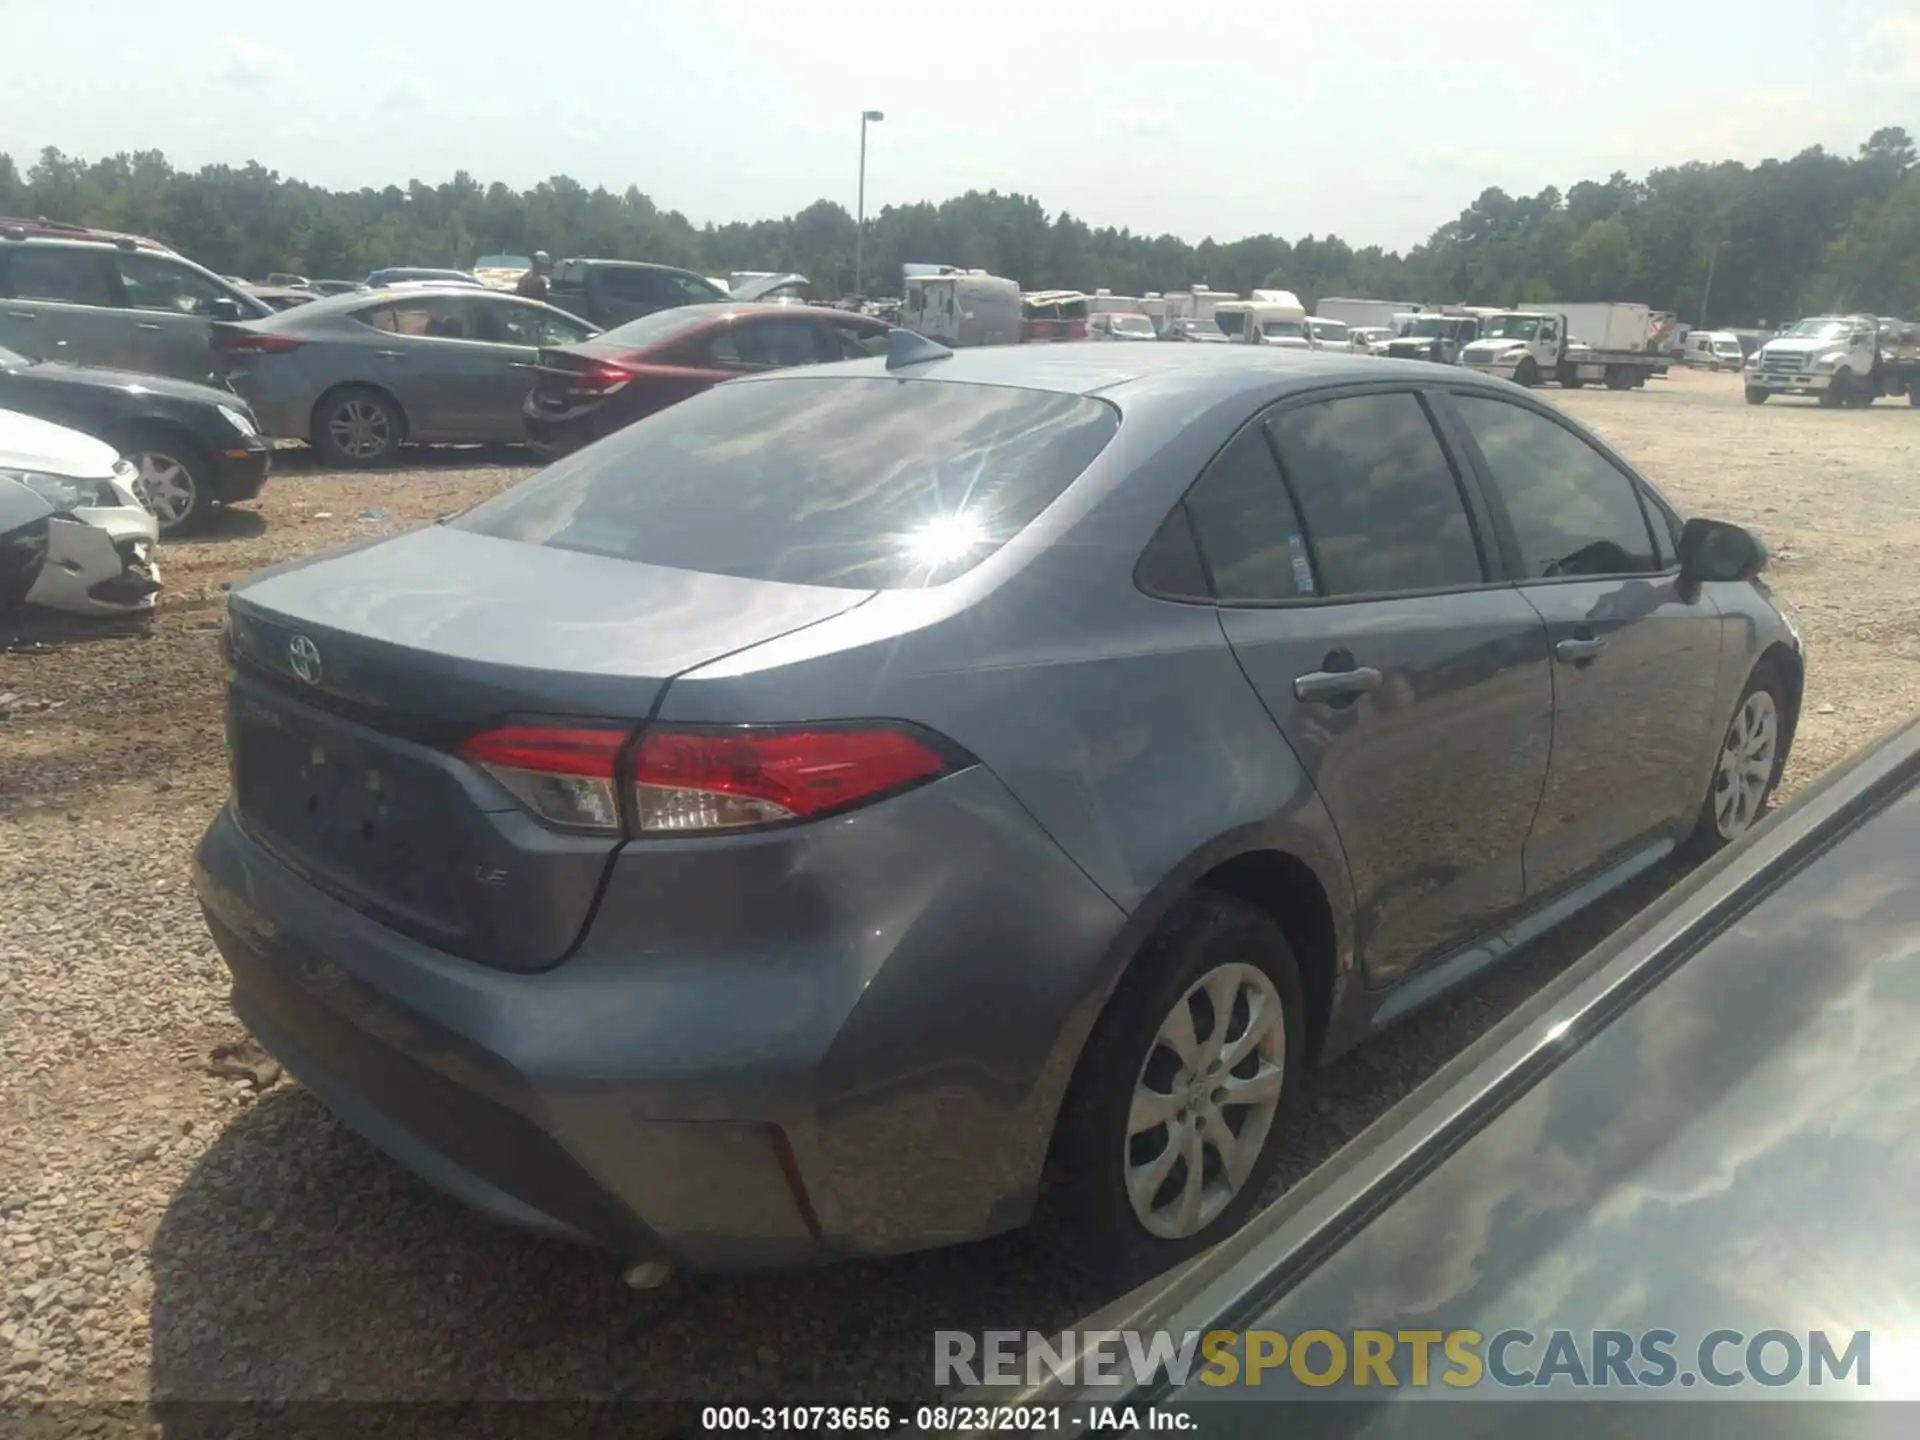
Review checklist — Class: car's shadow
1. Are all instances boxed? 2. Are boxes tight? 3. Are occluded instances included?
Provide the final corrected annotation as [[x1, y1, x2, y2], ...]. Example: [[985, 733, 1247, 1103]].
[[268, 442, 537, 476], [147, 858, 1690, 1405], [189, 507, 270, 543], [0, 606, 153, 651]]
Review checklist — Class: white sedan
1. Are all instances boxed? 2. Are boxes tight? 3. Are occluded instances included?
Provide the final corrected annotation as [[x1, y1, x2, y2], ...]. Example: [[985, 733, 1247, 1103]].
[[0, 409, 160, 616]]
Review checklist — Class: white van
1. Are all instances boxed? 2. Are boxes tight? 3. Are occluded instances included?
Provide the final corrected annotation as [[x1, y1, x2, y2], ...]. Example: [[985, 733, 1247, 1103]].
[[1684, 329, 1746, 371], [1213, 297, 1316, 347]]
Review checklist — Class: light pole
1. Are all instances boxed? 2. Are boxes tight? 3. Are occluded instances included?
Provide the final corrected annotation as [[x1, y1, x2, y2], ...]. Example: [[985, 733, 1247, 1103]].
[[856, 110, 884, 299], [1698, 239, 1727, 331]]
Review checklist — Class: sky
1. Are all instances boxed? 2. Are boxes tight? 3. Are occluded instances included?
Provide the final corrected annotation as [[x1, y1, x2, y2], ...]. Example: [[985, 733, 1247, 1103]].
[[2, 0, 1918, 252]]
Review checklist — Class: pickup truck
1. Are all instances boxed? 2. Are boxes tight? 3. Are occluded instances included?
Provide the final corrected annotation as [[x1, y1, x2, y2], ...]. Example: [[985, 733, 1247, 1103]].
[[1382, 312, 1481, 363]]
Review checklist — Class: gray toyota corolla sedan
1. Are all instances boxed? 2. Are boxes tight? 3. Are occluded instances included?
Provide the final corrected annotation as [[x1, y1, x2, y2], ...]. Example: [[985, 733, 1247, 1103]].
[[192, 337, 1803, 1281]]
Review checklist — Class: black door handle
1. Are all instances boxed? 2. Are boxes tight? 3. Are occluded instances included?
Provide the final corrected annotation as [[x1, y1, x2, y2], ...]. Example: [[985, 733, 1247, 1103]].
[[1294, 666, 1384, 703], [1555, 636, 1607, 664]]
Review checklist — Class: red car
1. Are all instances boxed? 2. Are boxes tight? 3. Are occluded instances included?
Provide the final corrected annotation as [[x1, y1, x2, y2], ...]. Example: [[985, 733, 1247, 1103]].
[[523, 302, 892, 457]]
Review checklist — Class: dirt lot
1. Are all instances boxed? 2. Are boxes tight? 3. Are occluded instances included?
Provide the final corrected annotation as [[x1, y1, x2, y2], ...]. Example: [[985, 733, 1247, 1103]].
[[0, 368, 1914, 1408]]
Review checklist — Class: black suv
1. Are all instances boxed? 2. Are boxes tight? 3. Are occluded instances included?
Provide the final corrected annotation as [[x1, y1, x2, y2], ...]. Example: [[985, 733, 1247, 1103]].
[[546, 259, 728, 329]]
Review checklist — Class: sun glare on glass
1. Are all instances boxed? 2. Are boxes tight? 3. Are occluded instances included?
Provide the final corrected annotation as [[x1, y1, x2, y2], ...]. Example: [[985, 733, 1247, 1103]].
[[903, 511, 990, 568]]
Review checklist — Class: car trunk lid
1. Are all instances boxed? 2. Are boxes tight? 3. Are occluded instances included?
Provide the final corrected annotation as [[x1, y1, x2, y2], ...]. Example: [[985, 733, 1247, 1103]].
[[224, 524, 873, 969]]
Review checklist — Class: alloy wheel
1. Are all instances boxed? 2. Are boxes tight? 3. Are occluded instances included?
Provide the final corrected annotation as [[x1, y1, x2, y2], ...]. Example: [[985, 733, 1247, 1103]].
[[1714, 689, 1779, 839], [328, 399, 394, 460], [1124, 962, 1287, 1240], [128, 452, 196, 529]]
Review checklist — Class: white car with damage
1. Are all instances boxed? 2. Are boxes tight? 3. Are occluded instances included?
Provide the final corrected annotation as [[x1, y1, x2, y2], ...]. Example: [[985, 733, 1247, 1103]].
[[0, 409, 161, 616]]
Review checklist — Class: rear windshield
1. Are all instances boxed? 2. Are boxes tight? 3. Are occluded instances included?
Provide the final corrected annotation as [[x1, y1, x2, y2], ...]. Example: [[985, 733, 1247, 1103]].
[[453, 376, 1120, 589]]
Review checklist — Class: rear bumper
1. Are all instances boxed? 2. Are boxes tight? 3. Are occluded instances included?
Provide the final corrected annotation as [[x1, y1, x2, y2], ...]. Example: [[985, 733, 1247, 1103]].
[[521, 404, 603, 459], [192, 765, 1126, 1269]]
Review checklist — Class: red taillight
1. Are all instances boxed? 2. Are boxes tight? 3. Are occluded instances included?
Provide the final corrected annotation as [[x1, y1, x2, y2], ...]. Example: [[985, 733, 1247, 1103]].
[[460, 724, 630, 833], [631, 725, 956, 833], [583, 363, 633, 394], [458, 721, 960, 836], [218, 332, 304, 354]]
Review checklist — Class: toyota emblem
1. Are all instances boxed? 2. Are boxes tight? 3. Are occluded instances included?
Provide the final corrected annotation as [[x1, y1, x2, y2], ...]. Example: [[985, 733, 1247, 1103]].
[[287, 634, 323, 686]]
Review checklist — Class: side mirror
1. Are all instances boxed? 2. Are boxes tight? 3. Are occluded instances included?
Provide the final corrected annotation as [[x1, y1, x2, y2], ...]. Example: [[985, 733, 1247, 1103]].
[[1678, 517, 1767, 585], [209, 296, 245, 321]]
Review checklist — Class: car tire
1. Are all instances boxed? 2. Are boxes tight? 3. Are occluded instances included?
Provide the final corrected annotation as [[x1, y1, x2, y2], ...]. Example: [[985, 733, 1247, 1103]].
[[1818, 371, 1850, 408], [1514, 357, 1539, 388], [1684, 660, 1790, 860], [1745, 387, 1769, 405], [312, 386, 404, 468], [1041, 891, 1306, 1285], [120, 428, 212, 536]]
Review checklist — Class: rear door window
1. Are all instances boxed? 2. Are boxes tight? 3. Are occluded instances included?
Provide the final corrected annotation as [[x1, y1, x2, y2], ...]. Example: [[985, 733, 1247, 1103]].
[[1183, 427, 1314, 601], [3, 246, 117, 306], [113, 252, 226, 315], [732, 318, 837, 368], [453, 377, 1120, 589], [1266, 391, 1486, 596], [357, 295, 482, 338], [828, 321, 890, 359], [597, 267, 683, 306]]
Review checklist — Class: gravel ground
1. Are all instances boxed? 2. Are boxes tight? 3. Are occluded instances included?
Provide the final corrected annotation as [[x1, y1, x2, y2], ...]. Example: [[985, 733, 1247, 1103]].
[[1, 369, 1914, 1412]]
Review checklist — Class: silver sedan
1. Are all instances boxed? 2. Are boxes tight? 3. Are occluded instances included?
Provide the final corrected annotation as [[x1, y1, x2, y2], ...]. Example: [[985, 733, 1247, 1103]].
[[214, 286, 599, 466]]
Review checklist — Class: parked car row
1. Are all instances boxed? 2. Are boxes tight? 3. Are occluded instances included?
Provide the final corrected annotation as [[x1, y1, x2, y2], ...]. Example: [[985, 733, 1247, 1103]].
[[212, 286, 893, 465], [0, 219, 846, 490]]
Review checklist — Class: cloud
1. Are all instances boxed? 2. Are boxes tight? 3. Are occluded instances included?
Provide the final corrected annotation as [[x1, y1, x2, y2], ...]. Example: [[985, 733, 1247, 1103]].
[[366, 43, 431, 110], [217, 35, 294, 84], [1866, 6, 1920, 88], [1093, 105, 1176, 138]]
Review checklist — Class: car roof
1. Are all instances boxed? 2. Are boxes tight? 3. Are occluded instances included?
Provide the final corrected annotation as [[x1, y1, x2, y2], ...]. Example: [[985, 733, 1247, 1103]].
[[732, 341, 1484, 405], [242, 283, 571, 328], [0, 219, 175, 254], [594, 301, 885, 334], [557, 257, 708, 277]]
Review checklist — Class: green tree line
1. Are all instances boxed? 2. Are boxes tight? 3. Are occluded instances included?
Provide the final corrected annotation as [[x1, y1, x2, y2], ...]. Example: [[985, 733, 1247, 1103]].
[[4, 127, 1919, 325]]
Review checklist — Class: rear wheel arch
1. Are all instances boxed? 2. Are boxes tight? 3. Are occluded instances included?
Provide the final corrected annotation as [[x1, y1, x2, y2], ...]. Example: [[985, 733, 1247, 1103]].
[[1064, 838, 1350, 1082], [1036, 845, 1344, 1277]]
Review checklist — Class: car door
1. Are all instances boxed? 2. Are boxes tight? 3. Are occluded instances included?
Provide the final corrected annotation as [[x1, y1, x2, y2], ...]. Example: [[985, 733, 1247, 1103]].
[[1184, 389, 1555, 987], [463, 295, 567, 438], [110, 250, 248, 382], [364, 294, 527, 440], [0, 245, 131, 369], [1440, 390, 1725, 896]]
